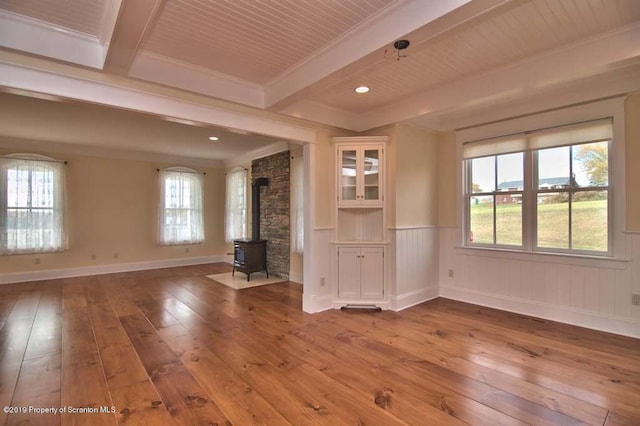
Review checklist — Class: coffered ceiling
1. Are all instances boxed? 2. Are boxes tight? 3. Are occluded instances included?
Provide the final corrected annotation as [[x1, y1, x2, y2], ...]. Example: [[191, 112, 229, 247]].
[[0, 0, 639, 162]]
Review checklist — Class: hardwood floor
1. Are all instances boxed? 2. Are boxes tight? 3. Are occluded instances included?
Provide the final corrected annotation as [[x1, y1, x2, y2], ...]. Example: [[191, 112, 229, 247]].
[[1, 263, 639, 425]]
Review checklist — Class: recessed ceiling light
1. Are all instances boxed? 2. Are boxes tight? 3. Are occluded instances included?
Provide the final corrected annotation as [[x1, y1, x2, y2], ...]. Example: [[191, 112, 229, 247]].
[[209, 136, 219, 141], [355, 86, 370, 94]]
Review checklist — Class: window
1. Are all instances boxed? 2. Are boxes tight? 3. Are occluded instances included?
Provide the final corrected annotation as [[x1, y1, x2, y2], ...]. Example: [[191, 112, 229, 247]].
[[225, 168, 247, 242], [464, 118, 612, 255], [0, 154, 67, 254], [158, 168, 204, 245]]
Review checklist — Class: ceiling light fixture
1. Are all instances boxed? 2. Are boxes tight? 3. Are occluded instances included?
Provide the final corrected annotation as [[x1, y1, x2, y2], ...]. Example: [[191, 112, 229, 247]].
[[392, 39, 410, 61], [209, 136, 219, 141], [355, 86, 370, 94]]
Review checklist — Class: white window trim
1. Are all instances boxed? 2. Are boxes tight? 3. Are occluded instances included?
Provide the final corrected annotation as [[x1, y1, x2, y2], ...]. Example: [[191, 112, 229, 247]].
[[455, 97, 627, 264]]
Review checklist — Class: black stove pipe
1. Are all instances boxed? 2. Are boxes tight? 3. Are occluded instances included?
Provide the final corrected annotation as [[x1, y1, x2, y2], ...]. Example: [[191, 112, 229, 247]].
[[251, 177, 269, 241]]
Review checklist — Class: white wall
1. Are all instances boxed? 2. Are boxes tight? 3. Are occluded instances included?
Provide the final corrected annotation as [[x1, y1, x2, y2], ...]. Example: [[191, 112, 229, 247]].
[[439, 228, 639, 337]]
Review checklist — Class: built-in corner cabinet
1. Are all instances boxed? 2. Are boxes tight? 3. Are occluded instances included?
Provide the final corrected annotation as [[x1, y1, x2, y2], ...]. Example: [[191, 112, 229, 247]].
[[333, 136, 389, 309]]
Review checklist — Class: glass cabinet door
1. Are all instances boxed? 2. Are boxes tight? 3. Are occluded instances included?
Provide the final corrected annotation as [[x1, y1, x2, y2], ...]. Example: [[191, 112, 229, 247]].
[[340, 149, 357, 202], [363, 149, 380, 201]]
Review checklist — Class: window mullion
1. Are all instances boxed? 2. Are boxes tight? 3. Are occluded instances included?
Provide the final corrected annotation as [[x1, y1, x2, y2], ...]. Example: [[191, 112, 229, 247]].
[[493, 157, 497, 245], [525, 149, 535, 251], [568, 145, 573, 251]]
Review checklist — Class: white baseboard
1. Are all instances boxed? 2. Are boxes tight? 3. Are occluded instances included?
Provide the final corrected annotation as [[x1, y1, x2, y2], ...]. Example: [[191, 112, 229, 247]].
[[439, 285, 640, 339], [390, 287, 439, 311], [302, 294, 333, 313], [316, 295, 334, 312], [0, 255, 226, 285]]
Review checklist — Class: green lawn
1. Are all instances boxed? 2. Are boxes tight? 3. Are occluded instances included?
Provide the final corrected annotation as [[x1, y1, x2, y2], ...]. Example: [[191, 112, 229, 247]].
[[470, 199, 607, 251]]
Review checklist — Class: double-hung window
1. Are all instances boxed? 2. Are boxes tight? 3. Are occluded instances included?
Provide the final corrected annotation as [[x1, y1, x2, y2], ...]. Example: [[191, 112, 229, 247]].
[[464, 118, 612, 255], [0, 154, 67, 254], [158, 167, 204, 245]]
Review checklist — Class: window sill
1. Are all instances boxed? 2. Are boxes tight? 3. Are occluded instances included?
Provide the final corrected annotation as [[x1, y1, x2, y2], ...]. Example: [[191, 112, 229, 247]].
[[455, 246, 628, 270]]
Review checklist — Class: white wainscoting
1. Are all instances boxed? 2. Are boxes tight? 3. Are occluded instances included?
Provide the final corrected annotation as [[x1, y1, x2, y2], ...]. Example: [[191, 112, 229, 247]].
[[0, 255, 226, 285], [390, 227, 440, 311], [439, 227, 640, 338], [303, 228, 334, 313]]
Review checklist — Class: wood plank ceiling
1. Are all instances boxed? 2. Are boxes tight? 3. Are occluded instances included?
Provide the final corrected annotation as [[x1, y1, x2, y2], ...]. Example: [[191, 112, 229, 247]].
[[141, 0, 398, 84]]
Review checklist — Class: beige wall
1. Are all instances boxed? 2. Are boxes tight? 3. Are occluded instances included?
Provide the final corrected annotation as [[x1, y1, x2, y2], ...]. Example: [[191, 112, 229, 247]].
[[393, 124, 439, 228], [0, 146, 226, 274], [625, 94, 640, 232], [313, 129, 350, 229], [437, 132, 457, 227]]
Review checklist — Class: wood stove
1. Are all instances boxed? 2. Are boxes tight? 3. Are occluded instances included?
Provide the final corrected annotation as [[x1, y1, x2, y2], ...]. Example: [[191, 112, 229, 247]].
[[232, 239, 267, 281], [232, 177, 269, 281]]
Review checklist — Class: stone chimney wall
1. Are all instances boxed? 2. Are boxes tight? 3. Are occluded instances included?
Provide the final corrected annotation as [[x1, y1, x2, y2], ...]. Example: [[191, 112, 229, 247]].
[[251, 151, 290, 279]]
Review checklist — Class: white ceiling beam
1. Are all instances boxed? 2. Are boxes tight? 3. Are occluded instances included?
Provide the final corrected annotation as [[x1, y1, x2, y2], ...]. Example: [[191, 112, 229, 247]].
[[129, 52, 264, 108], [103, 0, 164, 74], [0, 61, 316, 144], [97, 0, 123, 63], [263, 0, 471, 109]]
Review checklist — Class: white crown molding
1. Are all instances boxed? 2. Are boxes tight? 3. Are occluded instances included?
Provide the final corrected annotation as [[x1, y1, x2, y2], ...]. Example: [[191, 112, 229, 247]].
[[129, 51, 264, 108], [0, 255, 225, 285], [0, 9, 106, 69], [224, 141, 290, 168], [358, 22, 640, 132], [0, 61, 317, 144], [263, 0, 471, 108]]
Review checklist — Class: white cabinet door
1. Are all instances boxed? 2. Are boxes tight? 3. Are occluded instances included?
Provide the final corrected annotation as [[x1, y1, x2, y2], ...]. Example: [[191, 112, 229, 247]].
[[337, 246, 384, 300], [360, 146, 382, 206], [360, 247, 384, 299], [337, 247, 361, 299], [337, 145, 383, 207], [338, 146, 359, 206]]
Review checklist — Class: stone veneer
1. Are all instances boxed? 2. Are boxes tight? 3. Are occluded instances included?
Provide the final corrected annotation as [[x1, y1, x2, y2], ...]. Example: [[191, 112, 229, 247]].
[[251, 151, 290, 279]]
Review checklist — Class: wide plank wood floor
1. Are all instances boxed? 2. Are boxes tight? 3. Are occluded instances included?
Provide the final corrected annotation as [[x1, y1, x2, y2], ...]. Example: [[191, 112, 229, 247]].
[[0, 263, 639, 425]]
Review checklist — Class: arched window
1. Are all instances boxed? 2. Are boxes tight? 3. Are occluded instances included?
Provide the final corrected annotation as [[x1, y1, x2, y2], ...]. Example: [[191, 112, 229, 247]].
[[0, 153, 67, 254], [158, 167, 204, 245]]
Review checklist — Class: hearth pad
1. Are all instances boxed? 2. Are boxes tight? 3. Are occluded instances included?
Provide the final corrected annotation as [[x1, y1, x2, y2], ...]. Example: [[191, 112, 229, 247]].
[[206, 272, 284, 290]]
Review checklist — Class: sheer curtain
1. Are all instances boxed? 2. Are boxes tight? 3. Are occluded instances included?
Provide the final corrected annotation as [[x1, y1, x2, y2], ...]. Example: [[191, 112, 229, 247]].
[[158, 168, 204, 245], [290, 155, 304, 253], [225, 169, 247, 242], [0, 154, 67, 254]]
